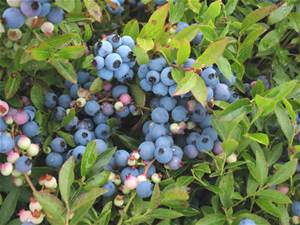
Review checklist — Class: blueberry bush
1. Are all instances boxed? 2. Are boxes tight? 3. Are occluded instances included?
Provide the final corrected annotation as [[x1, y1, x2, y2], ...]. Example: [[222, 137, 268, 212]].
[[0, 0, 300, 225]]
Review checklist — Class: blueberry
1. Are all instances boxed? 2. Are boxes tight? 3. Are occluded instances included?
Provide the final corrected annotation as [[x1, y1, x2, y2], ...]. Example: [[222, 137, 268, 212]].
[[199, 114, 212, 128], [192, 32, 203, 45], [20, 0, 42, 17], [94, 56, 105, 70], [138, 64, 149, 79], [74, 129, 93, 146], [207, 87, 214, 101], [151, 107, 169, 124], [24, 106, 36, 121], [21, 223, 34, 225], [95, 123, 111, 139], [149, 123, 168, 140], [114, 63, 130, 82], [47, 7, 64, 24], [107, 1, 124, 15], [183, 58, 195, 68], [116, 106, 130, 118], [77, 71, 90, 85], [140, 79, 152, 92], [214, 83, 231, 101], [46, 152, 64, 168], [168, 156, 181, 170], [191, 104, 206, 122], [171, 106, 188, 122], [202, 127, 218, 141], [139, 165, 156, 177], [120, 167, 139, 182], [50, 137, 67, 153], [77, 118, 95, 131], [168, 85, 177, 96], [176, 21, 189, 33], [103, 181, 116, 197], [228, 91, 239, 103], [148, 57, 167, 72], [155, 136, 174, 148], [121, 36, 135, 49], [54, 105, 66, 117], [136, 181, 153, 198], [102, 103, 114, 116], [64, 116, 78, 131], [152, 82, 168, 96], [0, 117, 8, 132], [44, 92, 57, 108], [39, 2, 51, 16], [69, 84, 79, 99], [95, 139, 108, 154], [161, 67, 175, 86], [112, 85, 128, 99], [142, 121, 151, 134], [97, 68, 114, 81], [107, 34, 122, 48], [159, 96, 177, 111], [146, 70, 160, 84], [154, 146, 173, 163], [139, 141, 155, 161], [116, 45, 134, 62], [2, 8, 25, 29], [202, 67, 219, 88], [292, 201, 300, 216], [184, 145, 198, 159], [72, 145, 86, 160], [93, 112, 108, 125], [97, 41, 113, 57], [186, 132, 201, 145], [0, 134, 15, 153], [196, 135, 214, 152], [22, 121, 40, 137], [15, 156, 32, 173], [172, 145, 183, 159], [238, 219, 257, 225], [114, 150, 130, 167], [84, 100, 100, 116], [58, 94, 71, 109]]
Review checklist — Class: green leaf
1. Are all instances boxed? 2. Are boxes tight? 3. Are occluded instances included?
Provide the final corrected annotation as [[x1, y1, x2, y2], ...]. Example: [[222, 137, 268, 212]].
[[219, 172, 234, 208], [57, 46, 86, 59], [216, 56, 233, 81], [46, 33, 80, 48], [195, 213, 226, 225], [268, 159, 298, 185], [139, 4, 169, 40], [61, 108, 76, 128], [161, 185, 189, 206], [241, 5, 277, 32], [202, 0, 221, 22], [268, 3, 294, 25], [59, 157, 75, 206], [187, 0, 201, 14], [114, 133, 139, 149], [84, 171, 110, 190], [55, 0, 75, 12], [256, 198, 281, 218], [83, 0, 102, 22], [248, 144, 268, 185], [133, 46, 149, 65], [136, 38, 154, 52], [149, 184, 160, 210], [169, 0, 185, 24], [30, 84, 44, 110], [95, 202, 112, 225], [123, 19, 140, 40], [4, 72, 22, 100], [57, 131, 76, 147], [173, 71, 197, 96], [93, 147, 116, 173], [49, 58, 77, 83], [275, 103, 295, 145], [258, 30, 281, 52], [81, 141, 97, 177], [175, 24, 200, 41], [89, 77, 103, 94], [194, 38, 229, 67], [171, 68, 185, 83], [0, 188, 20, 225], [233, 212, 271, 225], [225, 0, 238, 15], [257, 189, 291, 204], [176, 39, 190, 65], [245, 133, 269, 146], [34, 191, 65, 225], [150, 208, 183, 220], [29, 45, 51, 61], [191, 76, 207, 105], [129, 83, 146, 107], [222, 138, 238, 155]]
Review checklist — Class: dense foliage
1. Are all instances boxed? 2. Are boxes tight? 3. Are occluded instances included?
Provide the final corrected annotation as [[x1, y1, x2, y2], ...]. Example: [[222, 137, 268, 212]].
[[0, 0, 300, 225]]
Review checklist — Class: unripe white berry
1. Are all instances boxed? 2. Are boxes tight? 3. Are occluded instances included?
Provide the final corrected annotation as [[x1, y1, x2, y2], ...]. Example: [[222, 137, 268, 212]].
[[114, 101, 124, 111], [120, 185, 131, 194], [4, 115, 14, 124], [44, 177, 57, 189], [41, 22, 54, 36], [137, 174, 147, 184], [151, 173, 161, 183], [292, 216, 300, 225], [13, 176, 24, 186], [29, 199, 42, 212], [0, 162, 13, 176], [18, 209, 32, 223], [226, 153, 237, 164], [76, 97, 86, 108], [30, 211, 45, 224], [17, 135, 31, 150], [7, 29, 22, 41], [6, 0, 21, 7], [124, 175, 137, 190], [12, 169, 22, 177], [114, 195, 124, 207], [27, 144, 40, 157]]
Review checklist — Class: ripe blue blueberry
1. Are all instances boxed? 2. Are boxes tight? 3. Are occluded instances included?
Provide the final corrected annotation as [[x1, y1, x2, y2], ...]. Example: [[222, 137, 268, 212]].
[[239, 219, 256, 225], [159, 96, 177, 111], [116, 106, 130, 118], [140, 79, 152, 92], [192, 32, 203, 45], [202, 67, 219, 88], [184, 144, 199, 159], [207, 87, 214, 101], [103, 181, 116, 197], [112, 85, 128, 99], [186, 132, 201, 145], [149, 123, 168, 140], [69, 84, 79, 99], [64, 116, 78, 131], [292, 201, 300, 216], [74, 129, 93, 146], [154, 146, 173, 163], [97, 68, 114, 81], [146, 70, 160, 84], [95, 123, 111, 139], [47, 7, 64, 24], [114, 63, 130, 82], [196, 135, 214, 152], [114, 150, 130, 167], [120, 167, 139, 181], [15, 156, 32, 173], [84, 100, 100, 116], [138, 64, 149, 79], [168, 85, 177, 96], [172, 145, 183, 159], [22, 121, 40, 137], [0, 134, 15, 153], [139, 141, 155, 161], [95, 139, 108, 154], [102, 103, 114, 116], [155, 136, 174, 148], [20, 0, 41, 17], [176, 21, 189, 33], [116, 45, 134, 62], [77, 71, 90, 85], [72, 145, 86, 160], [2, 8, 25, 29], [136, 181, 153, 198], [0, 118, 7, 132], [168, 156, 181, 170], [107, 34, 122, 48], [139, 165, 156, 177], [171, 106, 188, 122], [46, 152, 64, 168], [24, 106, 36, 121], [44, 92, 57, 108], [50, 137, 67, 153], [97, 40, 113, 57], [161, 67, 175, 86], [39, 2, 51, 16], [77, 118, 95, 131], [202, 127, 218, 141], [58, 94, 71, 109], [94, 56, 105, 70], [214, 83, 231, 101], [191, 104, 206, 122], [121, 36, 135, 49], [152, 82, 168, 96], [183, 58, 195, 68], [151, 107, 169, 124], [148, 57, 167, 72], [93, 112, 108, 125]]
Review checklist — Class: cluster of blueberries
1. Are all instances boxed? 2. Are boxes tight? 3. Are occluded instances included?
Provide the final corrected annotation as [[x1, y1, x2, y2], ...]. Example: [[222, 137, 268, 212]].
[[94, 34, 136, 82], [44, 70, 138, 168], [0, 99, 41, 186], [106, 0, 167, 15], [2, 0, 64, 29]]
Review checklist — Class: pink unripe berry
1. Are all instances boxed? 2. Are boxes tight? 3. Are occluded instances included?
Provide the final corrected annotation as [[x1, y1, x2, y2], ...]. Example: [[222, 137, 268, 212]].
[[21, 96, 31, 106], [119, 93, 132, 105], [29, 198, 42, 212], [124, 175, 138, 190], [277, 185, 289, 194], [0, 100, 9, 116], [7, 151, 20, 163], [18, 209, 32, 223], [213, 142, 223, 155], [27, 144, 40, 157], [0, 162, 13, 176], [17, 135, 31, 150], [103, 82, 112, 91], [13, 110, 29, 125], [41, 22, 54, 36]]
